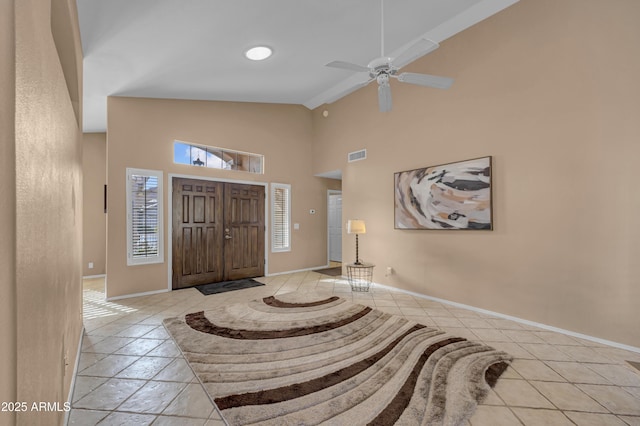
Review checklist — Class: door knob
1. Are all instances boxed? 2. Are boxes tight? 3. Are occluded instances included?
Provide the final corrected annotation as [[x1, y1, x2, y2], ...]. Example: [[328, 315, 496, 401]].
[[224, 234, 232, 240]]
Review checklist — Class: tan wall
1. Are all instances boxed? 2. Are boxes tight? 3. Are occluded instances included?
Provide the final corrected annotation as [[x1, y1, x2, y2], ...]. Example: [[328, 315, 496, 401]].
[[106, 97, 333, 298], [9, 0, 84, 424], [0, 0, 17, 424], [83, 133, 107, 276], [312, 0, 640, 347]]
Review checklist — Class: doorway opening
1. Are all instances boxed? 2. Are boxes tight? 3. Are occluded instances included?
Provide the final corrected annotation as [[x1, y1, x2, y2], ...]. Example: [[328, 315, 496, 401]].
[[171, 177, 265, 290], [327, 190, 342, 265]]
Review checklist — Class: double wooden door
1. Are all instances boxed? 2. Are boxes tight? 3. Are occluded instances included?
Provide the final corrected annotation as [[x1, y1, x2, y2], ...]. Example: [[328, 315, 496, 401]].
[[172, 178, 265, 290]]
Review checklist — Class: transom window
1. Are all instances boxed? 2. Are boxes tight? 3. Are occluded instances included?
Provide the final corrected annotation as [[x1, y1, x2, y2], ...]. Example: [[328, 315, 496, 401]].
[[173, 140, 263, 174]]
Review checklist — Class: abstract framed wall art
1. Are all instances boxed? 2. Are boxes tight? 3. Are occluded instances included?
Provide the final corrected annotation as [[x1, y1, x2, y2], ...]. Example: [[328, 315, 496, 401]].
[[394, 156, 493, 230]]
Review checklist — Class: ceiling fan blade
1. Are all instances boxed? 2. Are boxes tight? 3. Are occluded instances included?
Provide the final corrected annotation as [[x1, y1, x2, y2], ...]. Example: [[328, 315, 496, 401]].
[[326, 61, 371, 73], [378, 83, 392, 112], [323, 75, 374, 104], [391, 38, 439, 69], [397, 72, 454, 89]]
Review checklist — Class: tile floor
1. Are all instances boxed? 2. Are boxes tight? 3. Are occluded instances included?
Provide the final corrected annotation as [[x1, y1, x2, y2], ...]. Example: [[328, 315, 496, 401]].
[[68, 272, 640, 425]]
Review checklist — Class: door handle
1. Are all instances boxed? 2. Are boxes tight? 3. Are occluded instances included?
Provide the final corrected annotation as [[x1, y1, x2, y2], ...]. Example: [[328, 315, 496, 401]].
[[225, 234, 232, 240]]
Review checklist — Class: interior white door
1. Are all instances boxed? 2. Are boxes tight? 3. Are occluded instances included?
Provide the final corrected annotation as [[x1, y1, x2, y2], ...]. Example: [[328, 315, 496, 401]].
[[328, 192, 342, 262]]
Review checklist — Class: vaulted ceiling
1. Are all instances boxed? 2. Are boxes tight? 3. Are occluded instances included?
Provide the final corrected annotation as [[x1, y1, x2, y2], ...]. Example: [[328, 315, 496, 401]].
[[77, 0, 518, 132]]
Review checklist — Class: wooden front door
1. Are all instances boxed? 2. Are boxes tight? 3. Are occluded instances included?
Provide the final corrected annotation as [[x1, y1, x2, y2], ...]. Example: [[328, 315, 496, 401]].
[[172, 178, 265, 289]]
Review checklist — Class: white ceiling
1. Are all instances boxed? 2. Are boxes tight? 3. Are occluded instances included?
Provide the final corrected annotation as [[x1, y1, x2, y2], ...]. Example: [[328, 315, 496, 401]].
[[77, 0, 519, 133]]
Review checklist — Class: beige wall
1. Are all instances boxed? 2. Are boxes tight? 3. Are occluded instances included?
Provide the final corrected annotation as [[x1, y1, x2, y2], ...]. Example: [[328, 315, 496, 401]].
[[2, 0, 84, 424], [0, 0, 17, 424], [312, 0, 640, 348], [83, 133, 107, 276], [106, 97, 334, 298]]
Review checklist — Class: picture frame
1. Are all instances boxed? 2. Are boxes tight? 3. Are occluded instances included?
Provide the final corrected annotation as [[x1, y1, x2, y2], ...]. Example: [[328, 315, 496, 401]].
[[394, 156, 493, 230]]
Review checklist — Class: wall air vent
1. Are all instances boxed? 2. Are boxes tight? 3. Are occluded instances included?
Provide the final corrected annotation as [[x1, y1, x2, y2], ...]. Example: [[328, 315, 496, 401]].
[[348, 149, 367, 163]]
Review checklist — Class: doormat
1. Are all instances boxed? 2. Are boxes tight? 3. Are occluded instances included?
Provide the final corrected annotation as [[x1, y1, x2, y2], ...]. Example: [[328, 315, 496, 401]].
[[313, 266, 343, 277], [195, 278, 265, 296]]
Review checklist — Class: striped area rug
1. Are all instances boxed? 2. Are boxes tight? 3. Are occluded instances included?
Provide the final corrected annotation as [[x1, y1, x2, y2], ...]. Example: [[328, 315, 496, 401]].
[[163, 292, 512, 425]]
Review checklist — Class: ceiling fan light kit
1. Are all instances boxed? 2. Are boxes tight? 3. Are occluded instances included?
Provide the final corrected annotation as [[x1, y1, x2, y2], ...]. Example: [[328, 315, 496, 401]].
[[324, 0, 453, 112]]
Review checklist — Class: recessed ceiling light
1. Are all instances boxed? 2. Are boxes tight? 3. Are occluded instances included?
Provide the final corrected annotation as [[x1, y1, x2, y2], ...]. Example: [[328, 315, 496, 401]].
[[245, 46, 272, 61]]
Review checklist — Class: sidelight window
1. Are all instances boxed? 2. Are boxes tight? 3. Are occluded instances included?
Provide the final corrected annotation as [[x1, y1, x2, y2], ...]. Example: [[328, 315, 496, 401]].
[[126, 168, 164, 265], [271, 183, 291, 252]]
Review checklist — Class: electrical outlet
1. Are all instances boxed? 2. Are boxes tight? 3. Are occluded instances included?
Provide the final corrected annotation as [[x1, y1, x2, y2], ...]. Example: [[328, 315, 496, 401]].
[[386, 267, 393, 276], [88, 262, 94, 269]]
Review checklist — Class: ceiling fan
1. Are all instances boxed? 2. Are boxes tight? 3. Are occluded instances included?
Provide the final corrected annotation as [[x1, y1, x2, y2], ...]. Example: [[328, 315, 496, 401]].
[[324, 0, 454, 112]]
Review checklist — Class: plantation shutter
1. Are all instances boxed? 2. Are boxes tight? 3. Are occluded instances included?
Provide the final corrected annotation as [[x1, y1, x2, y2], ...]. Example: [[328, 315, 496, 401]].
[[271, 184, 291, 252], [126, 168, 164, 265]]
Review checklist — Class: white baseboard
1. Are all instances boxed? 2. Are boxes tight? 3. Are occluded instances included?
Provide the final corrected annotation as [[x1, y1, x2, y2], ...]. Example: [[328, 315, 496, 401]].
[[64, 324, 84, 425], [267, 265, 330, 277], [372, 282, 640, 355], [82, 274, 106, 279], [106, 288, 168, 301]]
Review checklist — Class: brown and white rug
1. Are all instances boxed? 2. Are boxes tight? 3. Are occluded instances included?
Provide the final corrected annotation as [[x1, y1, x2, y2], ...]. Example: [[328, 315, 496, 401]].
[[163, 292, 512, 425]]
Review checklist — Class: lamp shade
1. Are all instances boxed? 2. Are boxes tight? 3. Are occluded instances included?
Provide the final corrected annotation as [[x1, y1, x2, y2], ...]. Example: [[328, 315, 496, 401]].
[[347, 219, 366, 234]]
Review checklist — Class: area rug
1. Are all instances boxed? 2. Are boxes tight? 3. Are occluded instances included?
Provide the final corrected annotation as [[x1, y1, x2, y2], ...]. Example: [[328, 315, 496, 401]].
[[194, 278, 265, 296], [163, 292, 512, 425], [313, 266, 343, 277]]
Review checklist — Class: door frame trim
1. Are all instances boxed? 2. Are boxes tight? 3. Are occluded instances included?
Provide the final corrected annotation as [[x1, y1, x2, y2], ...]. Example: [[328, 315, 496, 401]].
[[167, 173, 269, 292], [327, 189, 342, 264]]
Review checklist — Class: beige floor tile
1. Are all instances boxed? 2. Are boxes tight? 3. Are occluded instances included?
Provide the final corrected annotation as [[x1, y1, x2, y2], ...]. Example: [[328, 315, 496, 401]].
[[564, 411, 629, 426], [162, 383, 214, 418], [73, 378, 146, 410], [153, 416, 207, 426], [533, 331, 582, 346], [72, 376, 109, 402], [511, 407, 574, 425], [115, 324, 160, 338], [546, 361, 612, 385], [83, 336, 136, 354], [625, 386, 640, 399], [486, 318, 524, 330], [618, 415, 640, 425], [116, 356, 174, 380], [530, 381, 607, 413], [458, 317, 493, 328], [141, 326, 170, 339], [399, 306, 428, 316], [501, 330, 546, 344], [469, 405, 522, 426], [470, 328, 513, 343], [76, 352, 109, 372], [99, 412, 157, 425], [493, 379, 554, 409], [114, 338, 165, 356], [430, 316, 465, 327], [118, 380, 187, 414], [584, 364, 640, 387], [147, 339, 182, 357], [510, 359, 566, 382], [557, 345, 614, 363], [79, 354, 140, 377], [154, 358, 196, 382], [66, 408, 109, 425], [576, 384, 640, 416], [518, 344, 574, 361], [204, 419, 227, 426]]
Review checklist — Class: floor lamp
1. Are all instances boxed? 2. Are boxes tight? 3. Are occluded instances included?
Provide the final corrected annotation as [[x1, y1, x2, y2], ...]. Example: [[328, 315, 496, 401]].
[[347, 219, 366, 265]]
